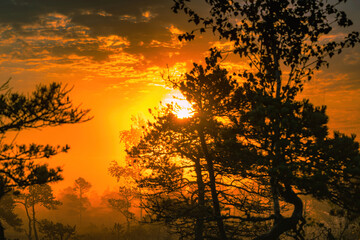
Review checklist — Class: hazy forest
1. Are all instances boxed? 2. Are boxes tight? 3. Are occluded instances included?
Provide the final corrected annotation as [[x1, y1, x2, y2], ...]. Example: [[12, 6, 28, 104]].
[[1, 0, 360, 239]]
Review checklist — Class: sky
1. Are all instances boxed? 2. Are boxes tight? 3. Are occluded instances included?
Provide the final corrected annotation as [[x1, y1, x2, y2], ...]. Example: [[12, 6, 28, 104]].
[[0, 0, 359, 194]]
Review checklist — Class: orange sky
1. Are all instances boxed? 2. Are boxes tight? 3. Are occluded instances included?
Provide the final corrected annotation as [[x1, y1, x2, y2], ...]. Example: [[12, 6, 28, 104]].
[[0, 0, 359, 194]]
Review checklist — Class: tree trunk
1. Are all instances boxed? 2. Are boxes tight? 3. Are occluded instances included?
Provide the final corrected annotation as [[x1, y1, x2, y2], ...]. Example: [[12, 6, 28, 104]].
[[194, 156, 205, 240], [198, 127, 227, 240], [0, 221, 5, 240], [32, 200, 39, 240], [272, 38, 282, 240], [79, 189, 82, 225], [139, 195, 143, 222], [126, 217, 130, 233], [254, 185, 304, 240], [24, 199, 33, 240], [270, 178, 281, 222]]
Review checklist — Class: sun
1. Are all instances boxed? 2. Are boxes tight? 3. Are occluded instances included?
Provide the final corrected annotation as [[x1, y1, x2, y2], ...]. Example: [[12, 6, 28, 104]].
[[174, 104, 194, 118], [163, 91, 194, 119]]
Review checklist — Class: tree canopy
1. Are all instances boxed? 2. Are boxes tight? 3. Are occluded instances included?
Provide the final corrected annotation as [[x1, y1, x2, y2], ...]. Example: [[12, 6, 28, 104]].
[[0, 81, 91, 239], [17, 184, 61, 240], [169, 0, 360, 238], [118, 0, 360, 239], [0, 82, 91, 197]]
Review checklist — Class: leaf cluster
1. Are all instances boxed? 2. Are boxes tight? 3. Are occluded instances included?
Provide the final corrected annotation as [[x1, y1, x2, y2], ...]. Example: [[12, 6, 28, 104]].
[[38, 219, 76, 240], [0, 82, 91, 198]]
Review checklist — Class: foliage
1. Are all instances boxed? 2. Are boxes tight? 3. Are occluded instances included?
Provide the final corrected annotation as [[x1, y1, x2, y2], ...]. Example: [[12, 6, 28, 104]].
[[0, 81, 91, 197], [167, 0, 360, 239], [108, 191, 136, 232], [0, 81, 90, 239], [17, 184, 61, 240], [38, 219, 76, 240], [73, 177, 92, 224], [173, 0, 359, 79], [302, 201, 360, 240], [73, 178, 92, 197], [125, 63, 268, 240], [111, 223, 123, 240], [119, 115, 146, 151], [108, 116, 149, 225], [25, 184, 62, 210], [124, 57, 360, 239], [217, 62, 360, 238], [327, 207, 360, 239], [125, 59, 360, 239], [0, 193, 22, 232], [73, 223, 174, 240]]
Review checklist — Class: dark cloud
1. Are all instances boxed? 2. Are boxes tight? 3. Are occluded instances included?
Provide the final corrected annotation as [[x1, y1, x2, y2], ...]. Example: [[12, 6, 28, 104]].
[[0, 0, 358, 76], [0, 0, 196, 63], [0, 0, 169, 23], [0, 0, 178, 35]]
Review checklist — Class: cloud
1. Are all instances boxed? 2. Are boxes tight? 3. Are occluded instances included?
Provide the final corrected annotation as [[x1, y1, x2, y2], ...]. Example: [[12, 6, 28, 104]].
[[1, 0, 358, 97], [0, 0, 193, 62]]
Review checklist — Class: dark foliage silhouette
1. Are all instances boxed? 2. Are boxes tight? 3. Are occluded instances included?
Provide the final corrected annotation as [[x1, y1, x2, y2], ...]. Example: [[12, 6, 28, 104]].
[[118, 0, 360, 238], [73, 177, 92, 224], [17, 184, 61, 240], [0, 81, 91, 239], [38, 219, 76, 240], [169, 0, 360, 239]]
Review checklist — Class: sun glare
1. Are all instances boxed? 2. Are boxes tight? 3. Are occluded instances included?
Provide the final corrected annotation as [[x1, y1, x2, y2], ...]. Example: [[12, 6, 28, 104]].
[[174, 105, 193, 119], [163, 91, 194, 119]]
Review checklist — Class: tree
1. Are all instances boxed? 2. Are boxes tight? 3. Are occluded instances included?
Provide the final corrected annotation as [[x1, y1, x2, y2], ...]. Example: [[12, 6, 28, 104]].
[[73, 177, 92, 224], [125, 63, 266, 240], [38, 219, 76, 240], [17, 184, 61, 240], [119, 109, 210, 239], [107, 189, 136, 233], [108, 116, 148, 223], [170, 0, 360, 239], [127, 57, 360, 240], [108, 162, 140, 231], [111, 222, 123, 240], [0, 192, 22, 233], [0, 81, 90, 239]]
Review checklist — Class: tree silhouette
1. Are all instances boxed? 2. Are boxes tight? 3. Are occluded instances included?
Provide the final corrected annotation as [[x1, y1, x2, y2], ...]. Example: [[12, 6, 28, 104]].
[[122, 109, 210, 239], [111, 223, 123, 240], [73, 177, 92, 224], [128, 56, 360, 239], [38, 219, 76, 240], [170, 0, 360, 238], [125, 63, 271, 239], [108, 163, 141, 227], [0, 193, 22, 234], [107, 188, 136, 234], [108, 116, 148, 223], [17, 184, 61, 240], [0, 81, 90, 239]]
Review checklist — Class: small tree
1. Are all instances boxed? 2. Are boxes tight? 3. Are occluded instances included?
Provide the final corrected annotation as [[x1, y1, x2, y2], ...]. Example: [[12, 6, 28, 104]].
[[38, 219, 76, 240], [0, 193, 22, 233], [0, 81, 90, 239], [17, 184, 61, 240], [108, 188, 136, 233], [108, 115, 148, 223], [111, 223, 123, 240], [73, 177, 92, 224]]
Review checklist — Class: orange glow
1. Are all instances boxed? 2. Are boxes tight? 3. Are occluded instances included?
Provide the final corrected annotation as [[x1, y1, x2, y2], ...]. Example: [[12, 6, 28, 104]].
[[0, 0, 358, 200]]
